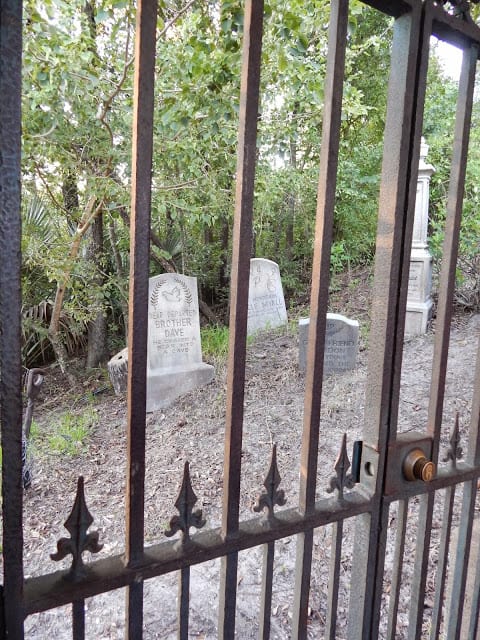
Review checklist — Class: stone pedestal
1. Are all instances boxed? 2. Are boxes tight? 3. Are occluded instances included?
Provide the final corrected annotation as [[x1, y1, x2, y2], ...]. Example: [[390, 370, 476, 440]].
[[406, 138, 434, 335]]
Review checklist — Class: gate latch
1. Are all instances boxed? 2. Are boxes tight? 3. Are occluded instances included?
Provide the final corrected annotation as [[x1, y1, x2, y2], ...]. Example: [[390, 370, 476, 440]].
[[384, 432, 435, 496], [403, 448, 435, 482]]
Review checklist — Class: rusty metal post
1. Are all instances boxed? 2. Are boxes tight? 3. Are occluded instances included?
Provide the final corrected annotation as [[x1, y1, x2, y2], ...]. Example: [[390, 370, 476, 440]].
[[292, 1, 348, 636], [348, 4, 425, 638], [219, 0, 264, 636], [125, 0, 158, 636], [0, 0, 25, 637]]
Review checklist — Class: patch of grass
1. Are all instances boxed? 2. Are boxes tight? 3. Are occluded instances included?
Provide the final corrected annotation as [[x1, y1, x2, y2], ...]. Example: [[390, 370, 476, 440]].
[[47, 407, 97, 456], [201, 325, 230, 360]]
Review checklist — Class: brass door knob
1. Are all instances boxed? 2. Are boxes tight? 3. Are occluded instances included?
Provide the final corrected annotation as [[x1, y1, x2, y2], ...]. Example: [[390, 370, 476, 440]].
[[403, 448, 435, 482]]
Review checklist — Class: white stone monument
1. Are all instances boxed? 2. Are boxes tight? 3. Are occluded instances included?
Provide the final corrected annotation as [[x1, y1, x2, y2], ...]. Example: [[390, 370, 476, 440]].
[[247, 258, 288, 335], [298, 313, 359, 374], [405, 138, 434, 335], [146, 274, 214, 411]]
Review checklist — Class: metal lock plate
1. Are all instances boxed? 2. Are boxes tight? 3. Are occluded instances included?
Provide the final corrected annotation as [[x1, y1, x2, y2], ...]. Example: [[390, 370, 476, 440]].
[[384, 432, 434, 496]]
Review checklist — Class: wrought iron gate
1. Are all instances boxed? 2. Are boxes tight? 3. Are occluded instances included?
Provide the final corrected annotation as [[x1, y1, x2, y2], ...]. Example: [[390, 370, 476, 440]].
[[1, 0, 480, 638]]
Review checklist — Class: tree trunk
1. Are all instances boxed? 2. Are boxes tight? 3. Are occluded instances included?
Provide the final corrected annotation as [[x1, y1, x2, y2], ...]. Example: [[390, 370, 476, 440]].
[[48, 195, 102, 382], [108, 218, 129, 338], [86, 213, 109, 368], [286, 129, 297, 260], [219, 219, 230, 290]]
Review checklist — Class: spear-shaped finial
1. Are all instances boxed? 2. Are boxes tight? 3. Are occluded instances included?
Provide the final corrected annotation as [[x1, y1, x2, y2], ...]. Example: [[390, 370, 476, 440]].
[[165, 461, 205, 548], [253, 444, 287, 522], [327, 434, 355, 501], [443, 413, 464, 467], [51, 476, 103, 581]]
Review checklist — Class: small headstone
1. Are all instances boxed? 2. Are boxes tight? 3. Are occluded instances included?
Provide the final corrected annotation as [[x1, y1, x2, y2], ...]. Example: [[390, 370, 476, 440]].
[[298, 313, 359, 374], [247, 258, 288, 335], [146, 274, 214, 411]]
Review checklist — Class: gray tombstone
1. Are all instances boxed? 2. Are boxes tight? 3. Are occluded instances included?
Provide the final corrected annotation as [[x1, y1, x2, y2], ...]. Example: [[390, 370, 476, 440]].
[[298, 313, 359, 374], [146, 274, 214, 411], [247, 258, 288, 335]]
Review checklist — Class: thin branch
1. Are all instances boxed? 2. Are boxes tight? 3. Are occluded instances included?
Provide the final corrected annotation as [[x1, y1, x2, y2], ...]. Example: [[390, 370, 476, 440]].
[[97, 0, 198, 131], [155, 179, 198, 191], [30, 122, 58, 139], [158, 0, 197, 40], [34, 164, 67, 213]]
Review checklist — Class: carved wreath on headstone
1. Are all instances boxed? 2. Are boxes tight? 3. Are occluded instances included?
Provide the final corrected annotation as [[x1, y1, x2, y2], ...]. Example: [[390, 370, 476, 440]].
[[150, 276, 193, 308]]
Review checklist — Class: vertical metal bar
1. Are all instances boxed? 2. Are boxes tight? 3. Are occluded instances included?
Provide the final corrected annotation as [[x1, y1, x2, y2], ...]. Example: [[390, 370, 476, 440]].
[[292, 2, 348, 636], [429, 487, 455, 640], [124, 0, 158, 637], [218, 0, 264, 637], [425, 26, 477, 459], [465, 336, 480, 640], [386, 500, 408, 640], [258, 542, 275, 640], [178, 567, 190, 640], [447, 335, 480, 640], [348, 4, 426, 638], [411, 41, 477, 640], [325, 522, 344, 639], [0, 587, 4, 639], [72, 600, 85, 640], [465, 530, 480, 640], [0, 1, 24, 638]]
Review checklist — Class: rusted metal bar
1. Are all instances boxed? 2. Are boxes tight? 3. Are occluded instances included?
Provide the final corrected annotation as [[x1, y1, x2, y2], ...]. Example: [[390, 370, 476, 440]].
[[24, 492, 371, 616], [0, 1, 24, 638], [219, 0, 264, 636], [325, 522, 343, 639], [72, 600, 85, 640], [463, 336, 480, 639], [292, 1, 348, 636], [429, 486, 455, 640], [258, 542, 275, 640], [427, 39, 478, 473], [465, 542, 480, 640], [178, 567, 190, 640], [362, 0, 414, 18], [386, 500, 408, 640], [447, 342, 480, 638], [125, 0, 158, 636], [430, 0, 480, 50], [348, 3, 426, 637], [411, 40, 477, 640]]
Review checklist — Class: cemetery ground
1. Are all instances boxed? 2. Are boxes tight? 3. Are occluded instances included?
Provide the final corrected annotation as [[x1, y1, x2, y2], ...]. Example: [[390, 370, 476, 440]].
[[12, 271, 480, 639]]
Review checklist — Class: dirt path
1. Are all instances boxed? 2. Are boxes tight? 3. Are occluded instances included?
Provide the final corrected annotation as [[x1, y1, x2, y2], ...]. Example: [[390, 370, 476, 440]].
[[17, 311, 480, 638]]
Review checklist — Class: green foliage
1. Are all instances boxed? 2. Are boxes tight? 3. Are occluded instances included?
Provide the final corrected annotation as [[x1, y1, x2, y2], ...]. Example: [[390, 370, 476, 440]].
[[20, 0, 480, 362], [201, 325, 230, 360], [46, 408, 96, 456]]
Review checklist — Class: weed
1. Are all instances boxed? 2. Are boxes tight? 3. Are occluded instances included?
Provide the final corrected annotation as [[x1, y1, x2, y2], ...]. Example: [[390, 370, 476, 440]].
[[201, 325, 230, 360], [47, 407, 97, 456]]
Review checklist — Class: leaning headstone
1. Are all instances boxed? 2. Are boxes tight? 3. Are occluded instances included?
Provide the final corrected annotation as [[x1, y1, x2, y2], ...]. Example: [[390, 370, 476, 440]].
[[247, 258, 288, 335], [146, 274, 214, 411], [298, 313, 359, 374]]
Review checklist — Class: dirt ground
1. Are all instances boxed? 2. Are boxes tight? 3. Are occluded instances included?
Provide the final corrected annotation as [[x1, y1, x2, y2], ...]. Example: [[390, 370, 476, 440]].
[[13, 286, 480, 638]]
